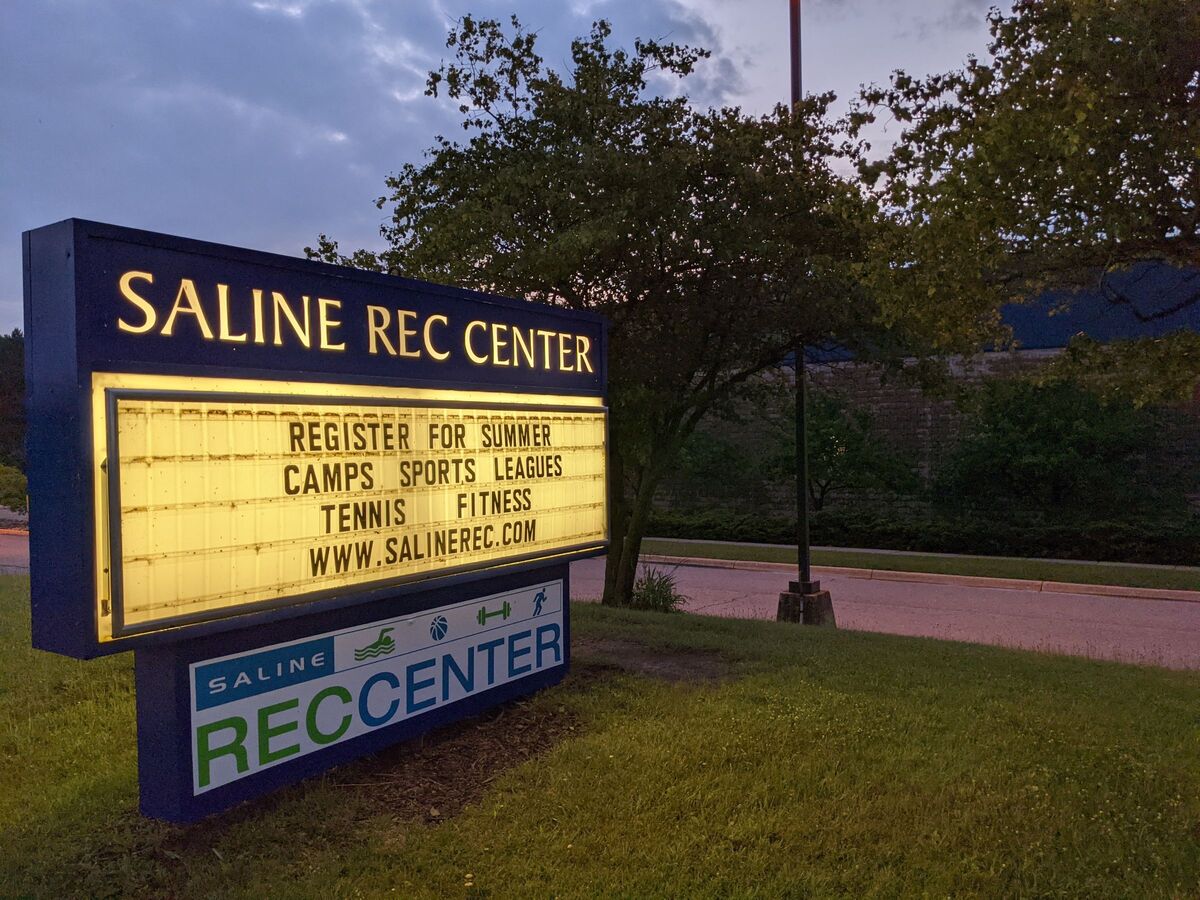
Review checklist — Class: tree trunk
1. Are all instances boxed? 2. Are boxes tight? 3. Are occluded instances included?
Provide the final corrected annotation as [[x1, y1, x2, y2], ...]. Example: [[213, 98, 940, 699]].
[[600, 406, 707, 605], [810, 480, 828, 512], [600, 413, 684, 606], [601, 446, 627, 605], [601, 463, 661, 605]]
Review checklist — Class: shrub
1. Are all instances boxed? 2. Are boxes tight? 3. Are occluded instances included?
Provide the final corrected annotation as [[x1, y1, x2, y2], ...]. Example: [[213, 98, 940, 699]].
[[0, 464, 26, 513], [630, 565, 688, 613], [646, 508, 1200, 566], [935, 380, 1173, 518], [649, 509, 796, 545]]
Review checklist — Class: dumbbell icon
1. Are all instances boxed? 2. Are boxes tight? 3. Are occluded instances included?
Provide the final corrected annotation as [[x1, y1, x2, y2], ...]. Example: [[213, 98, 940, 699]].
[[476, 600, 513, 626]]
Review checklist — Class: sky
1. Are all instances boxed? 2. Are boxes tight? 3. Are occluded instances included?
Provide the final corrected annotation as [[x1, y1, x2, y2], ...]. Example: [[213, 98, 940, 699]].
[[0, 0, 995, 333]]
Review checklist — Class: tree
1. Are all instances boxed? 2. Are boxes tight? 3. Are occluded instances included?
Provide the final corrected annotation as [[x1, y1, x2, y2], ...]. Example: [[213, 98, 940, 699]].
[[855, 0, 1200, 392], [740, 379, 919, 511], [1037, 331, 1200, 407], [797, 388, 919, 511], [935, 380, 1164, 518], [0, 464, 25, 514], [0, 330, 24, 471], [309, 17, 887, 604]]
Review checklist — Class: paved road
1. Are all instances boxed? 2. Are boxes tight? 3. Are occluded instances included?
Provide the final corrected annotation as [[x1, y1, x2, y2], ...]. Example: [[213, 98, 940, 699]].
[[0, 532, 28, 573], [571, 557, 1200, 670], [6, 529, 1195, 669]]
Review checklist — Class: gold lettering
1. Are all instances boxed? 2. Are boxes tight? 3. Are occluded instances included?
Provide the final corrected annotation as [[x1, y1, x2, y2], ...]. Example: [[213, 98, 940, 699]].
[[162, 279, 214, 339], [575, 334, 594, 373], [318, 298, 345, 351], [557, 331, 574, 371], [117, 271, 156, 334], [366, 306, 396, 355], [217, 284, 247, 342], [511, 327, 535, 368], [396, 310, 421, 358], [272, 292, 311, 348], [252, 289, 266, 344], [491, 323, 511, 367], [423, 314, 450, 361], [464, 320, 489, 364], [536, 330, 555, 370]]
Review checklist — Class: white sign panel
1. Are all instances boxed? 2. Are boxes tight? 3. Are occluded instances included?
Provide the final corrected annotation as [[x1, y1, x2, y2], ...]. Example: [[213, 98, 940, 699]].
[[189, 580, 565, 793]]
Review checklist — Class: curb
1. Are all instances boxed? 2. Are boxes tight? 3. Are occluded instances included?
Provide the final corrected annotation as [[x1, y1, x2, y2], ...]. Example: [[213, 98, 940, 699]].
[[0, 528, 28, 536], [639, 554, 1200, 605]]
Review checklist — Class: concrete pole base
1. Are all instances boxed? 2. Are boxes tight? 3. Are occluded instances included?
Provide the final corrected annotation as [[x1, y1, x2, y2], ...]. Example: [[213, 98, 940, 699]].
[[777, 589, 837, 627]]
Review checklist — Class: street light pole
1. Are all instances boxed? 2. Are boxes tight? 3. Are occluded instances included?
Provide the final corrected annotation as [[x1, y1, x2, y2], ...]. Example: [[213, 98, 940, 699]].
[[788, 0, 817, 595], [790, 0, 802, 106], [778, 0, 835, 625]]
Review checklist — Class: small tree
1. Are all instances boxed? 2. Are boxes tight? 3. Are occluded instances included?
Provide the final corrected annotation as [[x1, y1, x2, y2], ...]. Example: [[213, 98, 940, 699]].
[[0, 464, 26, 514], [803, 389, 920, 511], [759, 384, 919, 511], [309, 17, 889, 605], [0, 330, 24, 471]]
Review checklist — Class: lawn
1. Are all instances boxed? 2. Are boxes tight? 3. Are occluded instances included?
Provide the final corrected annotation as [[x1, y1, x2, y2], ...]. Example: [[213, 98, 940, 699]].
[[644, 538, 1200, 592], [1, 575, 1198, 897]]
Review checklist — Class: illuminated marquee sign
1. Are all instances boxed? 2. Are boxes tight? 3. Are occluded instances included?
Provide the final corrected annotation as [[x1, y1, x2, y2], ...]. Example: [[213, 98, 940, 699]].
[[97, 375, 605, 639], [25, 219, 606, 821]]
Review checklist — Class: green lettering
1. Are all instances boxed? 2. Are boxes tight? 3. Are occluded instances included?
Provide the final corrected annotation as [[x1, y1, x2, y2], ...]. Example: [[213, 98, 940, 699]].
[[305, 686, 353, 745], [196, 716, 249, 789], [258, 698, 300, 765]]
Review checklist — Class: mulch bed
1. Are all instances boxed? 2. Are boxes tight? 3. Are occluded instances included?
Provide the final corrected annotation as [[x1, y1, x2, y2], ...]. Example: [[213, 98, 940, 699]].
[[160, 635, 725, 850]]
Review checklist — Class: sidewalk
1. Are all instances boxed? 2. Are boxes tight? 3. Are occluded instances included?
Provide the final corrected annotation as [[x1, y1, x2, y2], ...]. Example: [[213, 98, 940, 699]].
[[655, 536, 1200, 573], [640, 554, 1200, 605], [570, 556, 1200, 670]]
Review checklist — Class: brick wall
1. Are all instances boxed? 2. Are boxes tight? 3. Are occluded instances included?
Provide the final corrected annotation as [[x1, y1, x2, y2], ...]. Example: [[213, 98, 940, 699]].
[[656, 348, 1200, 519]]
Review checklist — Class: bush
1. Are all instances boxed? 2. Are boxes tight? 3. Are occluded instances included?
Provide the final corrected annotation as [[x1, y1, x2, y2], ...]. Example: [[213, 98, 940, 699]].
[[649, 509, 796, 545], [630, 565, 688, 613], [936, 380, 1174, 518], [0, 464, 26, 513], [647, 508, 1200, 566]]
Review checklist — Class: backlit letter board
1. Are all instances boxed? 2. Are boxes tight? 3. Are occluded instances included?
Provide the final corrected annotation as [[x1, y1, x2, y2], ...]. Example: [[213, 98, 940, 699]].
[[23, 219, 607, 820]]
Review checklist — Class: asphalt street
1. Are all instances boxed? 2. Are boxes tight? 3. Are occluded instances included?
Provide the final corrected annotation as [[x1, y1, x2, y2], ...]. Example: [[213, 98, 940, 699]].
[[5, 532, 1194, 669], [570, 556, 1200, 670]]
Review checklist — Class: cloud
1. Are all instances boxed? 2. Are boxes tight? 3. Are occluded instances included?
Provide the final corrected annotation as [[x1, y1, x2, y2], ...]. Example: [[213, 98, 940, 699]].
[[0, 0, 754, 330], [1, 0, 991, 331], [906, 0, 995, 41]]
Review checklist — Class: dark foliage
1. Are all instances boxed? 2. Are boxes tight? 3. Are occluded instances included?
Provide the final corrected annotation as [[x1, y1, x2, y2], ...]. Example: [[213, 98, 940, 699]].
[[0, 330, 23, 471], [648, 509, 1200, 567], [934, 380, 1177, 517]]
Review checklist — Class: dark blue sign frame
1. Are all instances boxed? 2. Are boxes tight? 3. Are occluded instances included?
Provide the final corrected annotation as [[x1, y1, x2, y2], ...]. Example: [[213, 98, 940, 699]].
[[24, 219, 605, 822], [23, 219, 607, 660]]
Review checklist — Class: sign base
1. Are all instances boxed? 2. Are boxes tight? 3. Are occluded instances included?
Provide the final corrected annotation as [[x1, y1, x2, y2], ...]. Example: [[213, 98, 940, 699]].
[[135, 564, 570, 823], [776, 588, 836, 627]]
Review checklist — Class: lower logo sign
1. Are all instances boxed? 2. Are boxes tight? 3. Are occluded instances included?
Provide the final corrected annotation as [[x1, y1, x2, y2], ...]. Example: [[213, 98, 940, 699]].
[[188, 581, 565, 795]]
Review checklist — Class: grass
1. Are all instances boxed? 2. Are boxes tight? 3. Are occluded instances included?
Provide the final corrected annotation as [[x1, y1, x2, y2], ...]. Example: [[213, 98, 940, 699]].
[[643, 538, 1200, 592], [1, 575, 1199, 897]]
